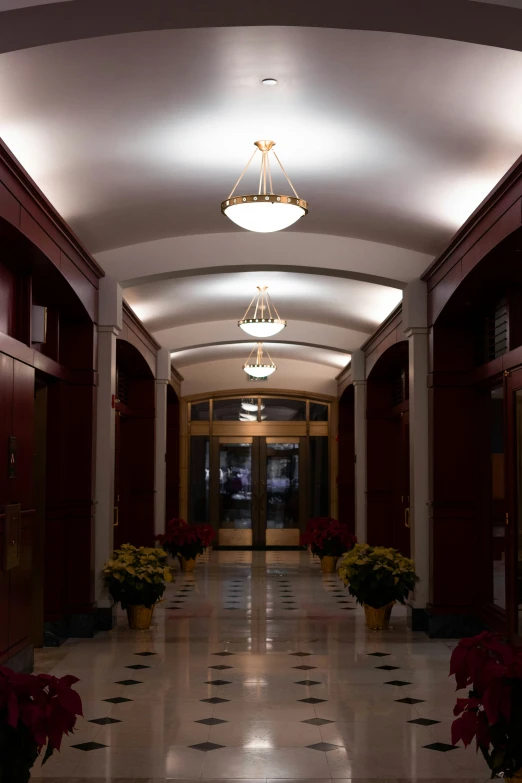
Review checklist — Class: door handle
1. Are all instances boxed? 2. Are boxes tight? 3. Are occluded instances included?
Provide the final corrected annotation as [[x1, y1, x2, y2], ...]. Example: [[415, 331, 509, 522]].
[[114, 506, 119, 527], [404, 507, 410, 528]]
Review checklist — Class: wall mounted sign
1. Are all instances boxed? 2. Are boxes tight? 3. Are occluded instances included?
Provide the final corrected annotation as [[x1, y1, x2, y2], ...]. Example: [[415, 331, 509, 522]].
[[8, 436, 16, 478], [2, 503, 21, 571]]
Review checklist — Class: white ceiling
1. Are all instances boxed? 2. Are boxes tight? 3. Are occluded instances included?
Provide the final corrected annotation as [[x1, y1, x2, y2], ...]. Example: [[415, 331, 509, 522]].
[[0, 23, 521, 395]]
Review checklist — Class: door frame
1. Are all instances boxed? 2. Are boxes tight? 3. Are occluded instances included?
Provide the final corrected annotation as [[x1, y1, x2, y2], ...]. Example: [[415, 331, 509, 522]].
[[210, 434, 308, 547]]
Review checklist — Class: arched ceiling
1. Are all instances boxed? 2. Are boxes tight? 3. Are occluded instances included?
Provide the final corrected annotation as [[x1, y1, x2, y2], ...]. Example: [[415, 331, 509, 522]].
[[2, 0, 522, 53], [0, 8, 521, 395]]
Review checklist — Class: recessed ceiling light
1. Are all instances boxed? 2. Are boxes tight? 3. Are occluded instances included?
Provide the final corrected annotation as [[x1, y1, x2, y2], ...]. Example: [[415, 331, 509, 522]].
[[262, 78, 277, 86]]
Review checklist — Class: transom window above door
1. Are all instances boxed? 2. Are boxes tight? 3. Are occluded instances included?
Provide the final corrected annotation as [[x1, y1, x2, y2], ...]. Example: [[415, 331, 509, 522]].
[[190, 396, 329, 423]]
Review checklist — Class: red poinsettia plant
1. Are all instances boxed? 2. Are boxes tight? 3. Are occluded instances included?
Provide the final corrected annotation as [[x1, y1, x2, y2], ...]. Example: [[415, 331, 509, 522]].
[[156, 518, 216, 561], [301, 517, 357, 558], [450, 631, 522, 778], [0, 666, 83, 782]]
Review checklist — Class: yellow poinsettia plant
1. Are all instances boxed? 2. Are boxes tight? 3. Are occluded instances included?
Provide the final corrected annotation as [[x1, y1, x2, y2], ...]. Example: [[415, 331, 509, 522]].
[[338, 543, 417, 609], [103, 543, 173, 610]]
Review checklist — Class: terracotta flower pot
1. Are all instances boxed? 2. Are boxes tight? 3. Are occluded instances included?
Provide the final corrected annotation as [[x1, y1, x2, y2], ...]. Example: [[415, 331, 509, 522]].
[[363, 601, 395, 630], [179, 555, 196, 572], [126, 604, 153, 630], [320, 555, 338, 574]]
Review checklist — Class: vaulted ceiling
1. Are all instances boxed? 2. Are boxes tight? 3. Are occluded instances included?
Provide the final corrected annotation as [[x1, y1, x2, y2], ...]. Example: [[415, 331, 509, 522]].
[[1, 1, 522, 395]]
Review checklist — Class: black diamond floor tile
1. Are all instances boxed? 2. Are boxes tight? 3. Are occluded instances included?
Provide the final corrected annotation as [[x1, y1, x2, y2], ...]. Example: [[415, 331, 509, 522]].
[[71, 742, 108, 751], [299, 697, 326, 704], [196, 717, 229, 726], [396, 697, 425, 704], [423, 742, 458, 752], [307, 742, 341, 752], [189, 742, 225, 752], [115, 679, 142, 686], [367, 652, 391, 657], [135, 652, 156, 656], [126, 664, 150, 670], [204, 679, 232, 686], [342, 607, 355, 610], [409, 718, 441, 726], [103, 697, 132, 704], [285, 608, 298, 610], [282, 601, 296, 604], [89, 717, 122, 726], [292, 665, 317, 670], [385, 680, 412, 686], [295, 680, 321, 686], [214, 652, 234, 656], [209, 665, 233, 670], [301, 718, 334, 726], [376, 665, 400, 670], [290, 652, 313, 656], [201, 697, 230, 704]]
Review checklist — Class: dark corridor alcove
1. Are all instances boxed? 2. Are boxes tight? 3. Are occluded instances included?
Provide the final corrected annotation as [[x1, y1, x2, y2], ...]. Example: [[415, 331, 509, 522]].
[[115, 340, 156, 548], [338, 385, 355, 532], [366, 341, 411, 556], [166, 384, 180, 522]]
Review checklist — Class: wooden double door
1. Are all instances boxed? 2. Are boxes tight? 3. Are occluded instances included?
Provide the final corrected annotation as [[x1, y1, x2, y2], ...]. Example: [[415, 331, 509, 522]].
[[210, 436, 305, 547]]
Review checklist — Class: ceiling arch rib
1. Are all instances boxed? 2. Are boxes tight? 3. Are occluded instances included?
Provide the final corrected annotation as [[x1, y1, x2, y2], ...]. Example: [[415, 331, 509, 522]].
[[96, 234, 432, 288], [2, 0, 522, 54], [122, 270, 403, 337], [171, 342, 349, 370], [153, 320, 365, 356]]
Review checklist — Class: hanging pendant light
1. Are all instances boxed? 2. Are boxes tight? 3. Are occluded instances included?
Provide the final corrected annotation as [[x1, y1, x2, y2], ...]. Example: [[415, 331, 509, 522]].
[[243, 342, 276, 378], [221, 140, 308, 233], [239, 286, 286, 338]]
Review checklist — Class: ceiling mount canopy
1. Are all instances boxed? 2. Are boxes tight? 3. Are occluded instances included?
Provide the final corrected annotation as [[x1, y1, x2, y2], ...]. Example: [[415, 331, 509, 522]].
[[221, 140, 308, 233], [238, 285, 287, 338], [243, 342, 276, 378]]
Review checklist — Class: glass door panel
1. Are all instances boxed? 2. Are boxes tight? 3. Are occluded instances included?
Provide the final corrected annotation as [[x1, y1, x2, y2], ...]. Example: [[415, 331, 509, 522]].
[[264, 439, 301, 546], [219, 441, 253, 529], [514, 390, 522, 632]]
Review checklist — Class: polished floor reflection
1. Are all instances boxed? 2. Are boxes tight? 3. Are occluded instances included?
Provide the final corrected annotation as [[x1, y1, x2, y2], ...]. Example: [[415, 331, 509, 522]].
[[32, 551, 488, 781]]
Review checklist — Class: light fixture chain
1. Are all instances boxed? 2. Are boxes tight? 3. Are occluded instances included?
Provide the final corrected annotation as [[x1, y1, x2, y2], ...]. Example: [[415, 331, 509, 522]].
[[267, 153, 274, 195], [272, 150, 300, 199], [228, 147, 259, 200], [242, 291, 258, 322]]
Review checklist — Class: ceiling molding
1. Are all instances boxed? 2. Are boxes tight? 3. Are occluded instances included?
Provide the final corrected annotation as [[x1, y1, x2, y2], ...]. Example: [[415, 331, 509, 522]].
[[2, 0, 522, 54], [171, 339, 351, 356], [121, 263, 406, 291]]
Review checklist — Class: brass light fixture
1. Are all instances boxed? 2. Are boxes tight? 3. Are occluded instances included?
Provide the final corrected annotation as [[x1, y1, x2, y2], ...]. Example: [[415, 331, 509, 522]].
[[243, 342, 276, 378], [239, 286, 286, 338], [221, 140, 308, 232]]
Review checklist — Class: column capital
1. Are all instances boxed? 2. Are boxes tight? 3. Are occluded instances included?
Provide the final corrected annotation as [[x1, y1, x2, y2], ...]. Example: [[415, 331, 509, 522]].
[[98, 324, 121, 336], [404, 326, 429, 338]]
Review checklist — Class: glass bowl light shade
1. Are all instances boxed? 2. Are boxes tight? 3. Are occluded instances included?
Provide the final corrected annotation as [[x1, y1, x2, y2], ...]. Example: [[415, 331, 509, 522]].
[[221, 195, 307, 233], [239, 318, 286, 338], [243, 363, 276, 378]]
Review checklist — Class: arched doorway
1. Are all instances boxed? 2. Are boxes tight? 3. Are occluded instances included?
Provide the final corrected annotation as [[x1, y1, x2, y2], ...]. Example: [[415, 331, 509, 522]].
[[427, 225, 522, 635], [0, 204, 101, 657], [114, 340, 156, 547], [366, 341, 410, 555], [338, 385, 355, 532]]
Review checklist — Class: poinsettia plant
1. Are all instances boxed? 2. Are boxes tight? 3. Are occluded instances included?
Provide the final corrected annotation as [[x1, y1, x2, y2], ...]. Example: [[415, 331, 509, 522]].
[[103, 543, 172, 610], [450, 631, 522, 778], [0, 666, 83, 783], [301, 517, 357, 558], [338, 543, 416, 608], [156, 518, 216, 562]]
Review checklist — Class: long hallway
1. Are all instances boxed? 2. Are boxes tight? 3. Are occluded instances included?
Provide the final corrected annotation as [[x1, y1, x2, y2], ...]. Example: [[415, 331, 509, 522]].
[[32, 552, 484, 781]]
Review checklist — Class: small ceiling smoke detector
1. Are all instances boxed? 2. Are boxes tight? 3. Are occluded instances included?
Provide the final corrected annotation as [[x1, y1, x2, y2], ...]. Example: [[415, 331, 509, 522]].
[[262, 78, 278, 86]]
